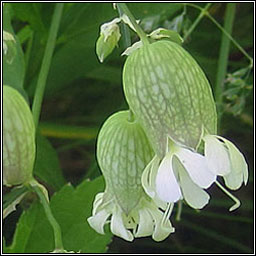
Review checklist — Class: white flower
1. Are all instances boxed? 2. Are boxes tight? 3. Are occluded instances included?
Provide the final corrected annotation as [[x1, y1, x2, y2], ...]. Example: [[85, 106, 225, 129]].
[[87, 110, 175, 242], [142, 139, 216, 210], [203, 134, 248, 190], [87, 191, 174, 242]]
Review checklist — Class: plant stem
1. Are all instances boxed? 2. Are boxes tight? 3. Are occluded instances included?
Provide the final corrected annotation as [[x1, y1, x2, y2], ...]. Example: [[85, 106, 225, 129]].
[[214, 3, 236, 132], [183, 3, 212, 42], [117, 4, 131, 49], [32, 3, 64, 128], [206, 8, 252, 66], [186, 3, 252, 65], [128, 109, 135, 122], [116, 3, 149, 45], [116, 4, 138, 122], [30, 181, 64, 250]]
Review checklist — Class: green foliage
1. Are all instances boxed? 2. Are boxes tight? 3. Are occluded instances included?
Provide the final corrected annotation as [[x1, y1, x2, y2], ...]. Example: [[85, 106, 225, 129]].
[[223, 67, 253, 116], [29, 3, 117, 96], [33, 133, 66, 191], [5, 177, 112, 253]]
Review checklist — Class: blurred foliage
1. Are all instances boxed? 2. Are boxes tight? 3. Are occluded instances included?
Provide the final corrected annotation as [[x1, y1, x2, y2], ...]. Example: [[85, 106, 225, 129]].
[[5, 177, 111, 253], [3, 2, 253, 254]]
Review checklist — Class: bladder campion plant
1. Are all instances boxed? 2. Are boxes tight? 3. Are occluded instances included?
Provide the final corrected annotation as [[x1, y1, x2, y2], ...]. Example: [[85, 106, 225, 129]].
[[88, 3, 249, 242]]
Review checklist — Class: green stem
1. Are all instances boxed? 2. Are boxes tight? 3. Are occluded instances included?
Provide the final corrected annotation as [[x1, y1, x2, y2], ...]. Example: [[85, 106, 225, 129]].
[[215, 3, 236, 131], [183, 3, 212, 42], [128, 109, 135, 122], [116, 3, 149, 45], [117, 4, 136, 122], [206, 9, 252, 66], [117, 4, 131, 49], [186, 3, 252, 65], [32, 3, 64, 128], [29, 181, 64, 250]]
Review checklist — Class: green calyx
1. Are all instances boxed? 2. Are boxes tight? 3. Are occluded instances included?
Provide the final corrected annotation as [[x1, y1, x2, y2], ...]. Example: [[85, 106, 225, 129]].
[[3, 85, 35, 186], [123, 40, 217, 157], [96, 110, 154, 215]]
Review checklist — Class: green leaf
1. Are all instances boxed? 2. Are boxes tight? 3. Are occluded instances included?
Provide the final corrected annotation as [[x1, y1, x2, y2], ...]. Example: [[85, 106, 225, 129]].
[[3, 186, 29, 219], [3, 4, 27, 100], [7, 176, 112, 253], [32, 3, 116, 97], [10, 3, 47, 35], [33, 133, 66, 191], [86, 65, 122, 84]]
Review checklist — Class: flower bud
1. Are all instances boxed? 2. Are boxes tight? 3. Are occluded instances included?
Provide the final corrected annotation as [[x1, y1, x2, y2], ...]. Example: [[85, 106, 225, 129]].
[[3, 85, 35, 186], [96, 18, 121, 62]]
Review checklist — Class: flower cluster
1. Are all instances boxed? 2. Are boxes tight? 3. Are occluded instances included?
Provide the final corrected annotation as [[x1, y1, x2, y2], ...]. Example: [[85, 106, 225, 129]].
[[88, 24, 248, 242]]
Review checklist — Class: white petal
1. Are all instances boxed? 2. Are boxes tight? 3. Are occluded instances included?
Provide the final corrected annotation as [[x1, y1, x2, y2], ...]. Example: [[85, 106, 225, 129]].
[[141, 156, 168, 210], [156, 154, 182, 203], [173, 156, 210, 209], [223, 171, 244, 191], [87, 209, 111, 235], [204, 135, 231, 175], [220, 137, 249, 190], [141, 156, 159, 199], [92, 192, 104, 215], [176, 148, 216, 189], [110, 210, 134, 241], [149, 207, 175, 242], [135, 208, 154, 238]]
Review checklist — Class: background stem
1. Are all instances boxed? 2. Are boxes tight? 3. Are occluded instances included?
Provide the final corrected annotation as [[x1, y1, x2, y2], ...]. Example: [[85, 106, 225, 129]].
[[183, 3, 212, 42], [32, 3, 64, 128], [214, 3, 236, 132]]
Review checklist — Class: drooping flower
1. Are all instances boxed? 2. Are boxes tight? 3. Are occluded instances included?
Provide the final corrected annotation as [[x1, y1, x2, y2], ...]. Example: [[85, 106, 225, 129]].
[[122, 38, 248, 210], [87, 111, 175, 242]]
